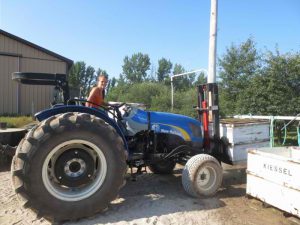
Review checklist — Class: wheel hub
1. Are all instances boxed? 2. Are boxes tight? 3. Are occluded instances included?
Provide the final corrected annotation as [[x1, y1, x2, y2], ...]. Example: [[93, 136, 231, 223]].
[[64, 158, 86, 177], [197, 168, 211, 187], [54, 149, 95, 187]]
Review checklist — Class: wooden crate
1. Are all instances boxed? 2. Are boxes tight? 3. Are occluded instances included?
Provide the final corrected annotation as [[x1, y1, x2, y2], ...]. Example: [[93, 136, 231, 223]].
[[210, 119, 270, 163], [247, 147, 300, 218]]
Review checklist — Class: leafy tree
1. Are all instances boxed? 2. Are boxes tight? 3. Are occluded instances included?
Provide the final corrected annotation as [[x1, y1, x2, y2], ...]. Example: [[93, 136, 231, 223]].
[[83, 66, 96, 97], [117, 74, 126, 86], [172, 64, 195, 90], [106, 77, 117, 95], [163, 76, 171, 86], [107, 81, 199, 118], [148, 64, 157, 82], [107, 82, 164, 106], [69, 61, 86, 89], [237, 50, 300, 115], [218, 38, 261, 116], [157, 58, 172, 82], [172, 88, 198, 118], [172, 64, 185, 90], [68, 61, 97, 98], [150, 88, 171, 112], [106, 38, 300, 119], [194, 71, 207, 86], [110, 77, 117, 89], [122, 52, 151, 83]]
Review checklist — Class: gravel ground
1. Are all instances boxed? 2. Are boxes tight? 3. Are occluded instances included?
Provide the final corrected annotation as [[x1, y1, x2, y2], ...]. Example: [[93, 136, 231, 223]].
[[0, 163, 299, 225]]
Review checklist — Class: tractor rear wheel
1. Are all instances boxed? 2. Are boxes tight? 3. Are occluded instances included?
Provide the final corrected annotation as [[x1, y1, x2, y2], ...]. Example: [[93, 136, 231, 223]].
[[11, 112, 127, 221], [149, 160, 176, 174], [182, 154, 222, 197]]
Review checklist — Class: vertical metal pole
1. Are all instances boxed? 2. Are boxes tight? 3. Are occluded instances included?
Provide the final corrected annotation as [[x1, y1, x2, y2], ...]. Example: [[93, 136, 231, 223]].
[[17, 56, 21, 114], [171, 77, 174, 111], [207, 0, 218, 84]]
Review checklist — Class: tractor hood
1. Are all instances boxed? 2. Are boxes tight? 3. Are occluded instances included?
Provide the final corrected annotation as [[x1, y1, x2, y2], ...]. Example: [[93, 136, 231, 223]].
[[123, 107, 203, 143]]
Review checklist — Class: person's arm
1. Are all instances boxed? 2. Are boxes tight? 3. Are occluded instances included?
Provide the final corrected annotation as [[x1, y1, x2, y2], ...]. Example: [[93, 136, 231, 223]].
[[86, 87, 99, 107]]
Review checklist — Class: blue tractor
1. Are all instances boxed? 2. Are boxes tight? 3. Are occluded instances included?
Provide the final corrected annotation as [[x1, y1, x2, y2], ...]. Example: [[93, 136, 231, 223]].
[[11, 72, 228, 221]]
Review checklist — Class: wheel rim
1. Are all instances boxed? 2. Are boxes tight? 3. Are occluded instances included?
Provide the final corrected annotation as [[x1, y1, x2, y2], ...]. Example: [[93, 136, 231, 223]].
[[42, 139, 107, 201], [195, 165, 217, 191]]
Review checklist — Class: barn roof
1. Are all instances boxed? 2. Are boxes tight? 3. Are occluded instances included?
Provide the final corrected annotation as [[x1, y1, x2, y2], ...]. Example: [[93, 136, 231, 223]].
[[0, 29, 73, 68]]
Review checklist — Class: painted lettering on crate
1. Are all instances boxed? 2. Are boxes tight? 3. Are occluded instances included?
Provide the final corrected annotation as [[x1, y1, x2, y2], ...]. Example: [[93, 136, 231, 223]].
[[263, 163, 292, 176]]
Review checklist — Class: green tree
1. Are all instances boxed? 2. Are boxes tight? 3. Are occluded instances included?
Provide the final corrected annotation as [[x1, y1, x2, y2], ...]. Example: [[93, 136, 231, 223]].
[[96, 68, 108, 78], [107, 82, 164, 105], [122, 52, 151, 83], [106, 77, 117, 95], [107, 80, 201, 118], [84, 66, 96, 97], [69, 61, 86, 89], [172, 64, 195, 90], [68, 61, 97, 98], [218, 38, 261, 116], [194, 71, 207, 86], [237, 50, 300, 115], [117, 74, 126, 86], [148, 64, 157, 82], [110, 77, 117, 89], [157, 58, 172, 82]]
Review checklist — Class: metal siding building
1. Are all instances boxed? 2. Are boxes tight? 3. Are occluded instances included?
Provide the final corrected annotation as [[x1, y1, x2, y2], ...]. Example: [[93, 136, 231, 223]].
[[0, 30, 73, 115]]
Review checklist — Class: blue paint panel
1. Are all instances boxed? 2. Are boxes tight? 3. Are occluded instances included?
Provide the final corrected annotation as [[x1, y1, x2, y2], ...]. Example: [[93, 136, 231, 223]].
[[150, 112, 203, 144], [131, 109, 148, 124], [152, 123, 183, 138], [130, 109, 203, 144], [35, 105, 128, 151]]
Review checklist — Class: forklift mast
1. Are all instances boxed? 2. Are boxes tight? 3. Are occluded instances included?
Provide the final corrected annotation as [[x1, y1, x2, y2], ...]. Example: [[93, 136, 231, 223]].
[[197, 83, 220, 152]]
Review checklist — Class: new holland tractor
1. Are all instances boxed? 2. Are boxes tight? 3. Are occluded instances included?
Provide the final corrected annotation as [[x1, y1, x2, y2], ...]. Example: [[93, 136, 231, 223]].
[[9, 72, 229, 221]]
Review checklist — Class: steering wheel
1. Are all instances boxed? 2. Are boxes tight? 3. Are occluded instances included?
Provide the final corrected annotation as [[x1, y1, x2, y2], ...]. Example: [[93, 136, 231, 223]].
[[106, 103, 126, 119], [107, 102, 126, 110]]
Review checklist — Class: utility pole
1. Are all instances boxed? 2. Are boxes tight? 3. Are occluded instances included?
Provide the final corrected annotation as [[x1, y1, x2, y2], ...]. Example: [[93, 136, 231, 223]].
[[208, 0, 218, 83]]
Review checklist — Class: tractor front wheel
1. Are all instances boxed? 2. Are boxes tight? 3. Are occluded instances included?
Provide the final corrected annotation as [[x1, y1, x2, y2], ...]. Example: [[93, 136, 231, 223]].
[[11, 113, 127, 221], [182, 154, 222, 197]]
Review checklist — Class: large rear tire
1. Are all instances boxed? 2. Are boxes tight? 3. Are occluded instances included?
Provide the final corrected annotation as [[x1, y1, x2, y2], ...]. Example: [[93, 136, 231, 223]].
[[182, 154, 222, 197], [11, 112, 127, 221]]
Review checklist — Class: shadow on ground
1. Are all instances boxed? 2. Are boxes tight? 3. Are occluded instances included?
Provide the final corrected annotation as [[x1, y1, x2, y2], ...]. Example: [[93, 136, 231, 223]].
[[0, 156, 12, 172], [66, 165, 247, 225]]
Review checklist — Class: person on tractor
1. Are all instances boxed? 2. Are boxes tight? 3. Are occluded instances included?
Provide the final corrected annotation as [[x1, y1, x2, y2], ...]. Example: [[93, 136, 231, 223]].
[[86, 73, 108, 108]]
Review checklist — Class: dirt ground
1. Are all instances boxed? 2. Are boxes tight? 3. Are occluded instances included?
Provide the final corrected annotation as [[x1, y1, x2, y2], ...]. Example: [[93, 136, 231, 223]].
[[0, 163, 299, 225]]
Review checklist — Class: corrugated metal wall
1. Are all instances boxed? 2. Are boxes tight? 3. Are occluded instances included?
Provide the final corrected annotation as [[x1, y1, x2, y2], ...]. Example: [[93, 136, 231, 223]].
[[0, 33, 68, 115], [0, 55, 18, 114]]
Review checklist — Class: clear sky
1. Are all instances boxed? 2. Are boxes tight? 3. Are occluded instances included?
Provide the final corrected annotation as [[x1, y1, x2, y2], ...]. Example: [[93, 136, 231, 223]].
[[1, 0, 299, 78]]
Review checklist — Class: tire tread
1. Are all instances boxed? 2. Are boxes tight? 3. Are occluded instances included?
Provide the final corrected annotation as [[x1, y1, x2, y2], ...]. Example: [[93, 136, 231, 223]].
[[11, 112, 127, 221], [182, 154, 222, 197]]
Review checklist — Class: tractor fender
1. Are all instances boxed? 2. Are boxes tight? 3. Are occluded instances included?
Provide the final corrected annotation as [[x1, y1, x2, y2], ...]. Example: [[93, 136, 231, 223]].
[[35, 105, 128, 151]]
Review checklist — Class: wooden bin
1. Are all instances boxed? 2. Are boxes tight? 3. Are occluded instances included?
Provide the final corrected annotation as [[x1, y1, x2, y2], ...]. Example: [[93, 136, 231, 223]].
[[247, 147, 300, 218]]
